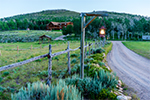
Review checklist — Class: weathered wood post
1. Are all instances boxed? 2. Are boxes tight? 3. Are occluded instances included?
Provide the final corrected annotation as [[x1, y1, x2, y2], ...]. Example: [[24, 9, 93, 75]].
[[0, 50, 1, 56], [99, 40, 101, 48], [40, 44, 42, 49], [80, 13, 85, 79], [95, 40, 96, 49], [92, 44, 94, 54], [67, 41, 71, 75], [31, 45, 32, 51], [47, 44, 52, 86], [85, 42, 87, 58], [17, 46, 19, 53], [88, 42, 91, 55]]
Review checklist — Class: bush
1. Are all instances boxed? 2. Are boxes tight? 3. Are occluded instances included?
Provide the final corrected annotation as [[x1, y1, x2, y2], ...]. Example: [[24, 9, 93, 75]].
[[71, 58, 77, 64], [98, 89, 117, 100], [90, 54, 104, 62], [70, 53, 78, 57], [84, 58, 94, 63], [2, 72, 9, 77], [98, 62, 105, 66], [0, 76, 2, 83], [66, 69, 118, 99], [11, 79, 82, 100], [91, 47, 105, 54], [95, 47, 105, 53]]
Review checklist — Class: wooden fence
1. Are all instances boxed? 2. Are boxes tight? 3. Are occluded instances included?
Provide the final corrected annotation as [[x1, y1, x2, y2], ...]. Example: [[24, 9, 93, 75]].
[[0, 40, 104, 85]]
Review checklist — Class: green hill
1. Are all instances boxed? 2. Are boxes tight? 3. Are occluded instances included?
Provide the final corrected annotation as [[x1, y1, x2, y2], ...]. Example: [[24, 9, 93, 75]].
[[0, 9, 80, 21], [0, 9, 150, 40]]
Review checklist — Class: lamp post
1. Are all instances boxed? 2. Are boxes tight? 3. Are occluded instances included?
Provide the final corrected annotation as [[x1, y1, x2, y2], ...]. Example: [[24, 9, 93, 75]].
[[99, 26, 106, 47], [80, 12, 108, 79]]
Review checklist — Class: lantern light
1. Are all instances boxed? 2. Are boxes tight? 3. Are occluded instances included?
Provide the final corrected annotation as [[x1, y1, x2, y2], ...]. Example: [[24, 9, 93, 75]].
[[99, 26, 106, 37]]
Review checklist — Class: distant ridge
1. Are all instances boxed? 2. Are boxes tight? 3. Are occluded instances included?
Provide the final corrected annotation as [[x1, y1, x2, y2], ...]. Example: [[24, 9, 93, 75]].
[[1, 9, 150, 22]]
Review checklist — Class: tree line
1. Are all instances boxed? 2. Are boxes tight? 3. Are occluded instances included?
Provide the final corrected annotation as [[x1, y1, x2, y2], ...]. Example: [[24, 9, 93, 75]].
[[0, 10, 150, 40]]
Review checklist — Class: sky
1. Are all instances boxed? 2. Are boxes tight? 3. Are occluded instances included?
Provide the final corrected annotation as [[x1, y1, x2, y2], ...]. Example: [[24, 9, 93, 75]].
[[0, 0, 150, 18]]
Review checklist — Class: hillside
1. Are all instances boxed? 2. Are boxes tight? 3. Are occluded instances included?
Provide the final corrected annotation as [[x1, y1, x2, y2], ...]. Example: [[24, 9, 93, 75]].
[[0, 9, 150, 40], [0, 9, 80, 21]]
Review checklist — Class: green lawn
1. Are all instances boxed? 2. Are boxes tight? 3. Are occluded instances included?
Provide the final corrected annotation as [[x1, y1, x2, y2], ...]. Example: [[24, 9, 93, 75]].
[[122, 41, 150, 59]]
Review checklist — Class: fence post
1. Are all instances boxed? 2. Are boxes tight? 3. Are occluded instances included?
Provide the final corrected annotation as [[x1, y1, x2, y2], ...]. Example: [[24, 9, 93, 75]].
[[92, 44, 94, 54], [85, 42, 87, 58], [67, 41, 71, 75], [17, 46, 19, 53], [40, 44, 42, 49], [100, 41, 102, 47], [31, 45, 32, 51], [47, 44, 52, 86], [88, 42, 91, 55], [95, 40, 96, 49]]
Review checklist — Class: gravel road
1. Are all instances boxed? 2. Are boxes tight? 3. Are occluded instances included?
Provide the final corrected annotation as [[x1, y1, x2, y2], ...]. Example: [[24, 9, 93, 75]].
[[107, 41, 150, 100]]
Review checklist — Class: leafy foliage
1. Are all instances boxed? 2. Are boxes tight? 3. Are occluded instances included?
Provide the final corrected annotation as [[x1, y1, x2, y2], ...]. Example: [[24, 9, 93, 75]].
[[11, 79, 82, 100], [66, 69, 118, 99]]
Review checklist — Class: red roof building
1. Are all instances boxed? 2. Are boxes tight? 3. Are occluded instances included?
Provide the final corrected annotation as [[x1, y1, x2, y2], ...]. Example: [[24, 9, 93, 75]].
[[46, 22, 73, 30]]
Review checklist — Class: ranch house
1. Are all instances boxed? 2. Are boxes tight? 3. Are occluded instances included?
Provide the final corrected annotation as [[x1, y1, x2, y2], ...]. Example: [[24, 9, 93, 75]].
[[46, 22, 73, 30]]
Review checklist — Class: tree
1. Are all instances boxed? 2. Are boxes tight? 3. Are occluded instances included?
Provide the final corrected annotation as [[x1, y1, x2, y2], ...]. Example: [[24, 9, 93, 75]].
[[0, 21, 4, 30], [62, 25, 73, 35], [3, 22, 9, 30], [62, 26, 67, 35]]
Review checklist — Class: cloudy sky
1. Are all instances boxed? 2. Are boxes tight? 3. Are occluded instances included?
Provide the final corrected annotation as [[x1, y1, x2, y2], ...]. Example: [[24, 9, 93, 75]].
[[0, 0, 150, 18]]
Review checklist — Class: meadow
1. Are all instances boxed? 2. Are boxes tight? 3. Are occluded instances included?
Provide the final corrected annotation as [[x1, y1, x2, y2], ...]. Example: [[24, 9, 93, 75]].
[[0, 30, 116, 100], [122, 41, 150, 59], [0, 30, 62, 43]]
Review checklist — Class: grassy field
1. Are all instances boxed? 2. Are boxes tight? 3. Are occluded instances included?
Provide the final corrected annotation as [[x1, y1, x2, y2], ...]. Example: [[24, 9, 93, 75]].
[[0, 30, 114, 99], [0, 39, 113, 99], [122, 41, 150, 59], [0, 30, 62, 43], [0, 40, 81, 99]]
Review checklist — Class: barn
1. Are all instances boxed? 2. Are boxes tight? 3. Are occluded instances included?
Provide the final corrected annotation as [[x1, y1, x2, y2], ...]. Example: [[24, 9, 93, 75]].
[[46, 22, 73, 30]]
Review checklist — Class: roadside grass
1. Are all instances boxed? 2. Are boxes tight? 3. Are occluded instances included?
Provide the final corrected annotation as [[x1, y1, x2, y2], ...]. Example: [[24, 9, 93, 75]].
[[122, 41, 150, 59]]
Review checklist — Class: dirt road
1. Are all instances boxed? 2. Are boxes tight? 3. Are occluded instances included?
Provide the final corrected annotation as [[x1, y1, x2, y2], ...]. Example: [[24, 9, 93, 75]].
[[107, 41, 150, 100]]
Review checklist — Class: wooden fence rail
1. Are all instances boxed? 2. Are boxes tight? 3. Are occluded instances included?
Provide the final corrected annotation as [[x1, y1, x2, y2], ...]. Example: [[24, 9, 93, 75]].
[[0, 40, 104, 85]]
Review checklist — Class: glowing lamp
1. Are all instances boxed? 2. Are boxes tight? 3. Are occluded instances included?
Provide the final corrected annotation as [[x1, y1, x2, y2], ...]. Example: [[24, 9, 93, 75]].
[[99, 26, 106, 37]]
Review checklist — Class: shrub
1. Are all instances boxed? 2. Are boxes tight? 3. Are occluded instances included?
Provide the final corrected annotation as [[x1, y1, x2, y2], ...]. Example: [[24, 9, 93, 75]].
[[95, 47, 105, 53], [91, 47, 105, 54], [66, 69, 118, 99], [54, 57, 59, 61], [84, 58, 94, 63], [98, 61, 105, 66], [90, 54, 104, 62], [2, 72, 9, 77], [0, 76, 2, 83], [71, 58, 77, 64], [11, 79, 82, 100], [98, 89, 117, 100], [70, 53, 78, 57]]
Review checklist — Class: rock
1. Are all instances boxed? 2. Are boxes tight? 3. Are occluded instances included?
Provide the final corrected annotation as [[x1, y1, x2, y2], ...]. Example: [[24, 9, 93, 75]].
[[126, 96, 132, 100], [103, 53, 105, 57], [119, 87, 123, 91], [118, 83, 121, 87], [117, 95, 127, 100], [116, 85, 119, 88], [118, 89, 123, 93], [118, 80, 122, 85]]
